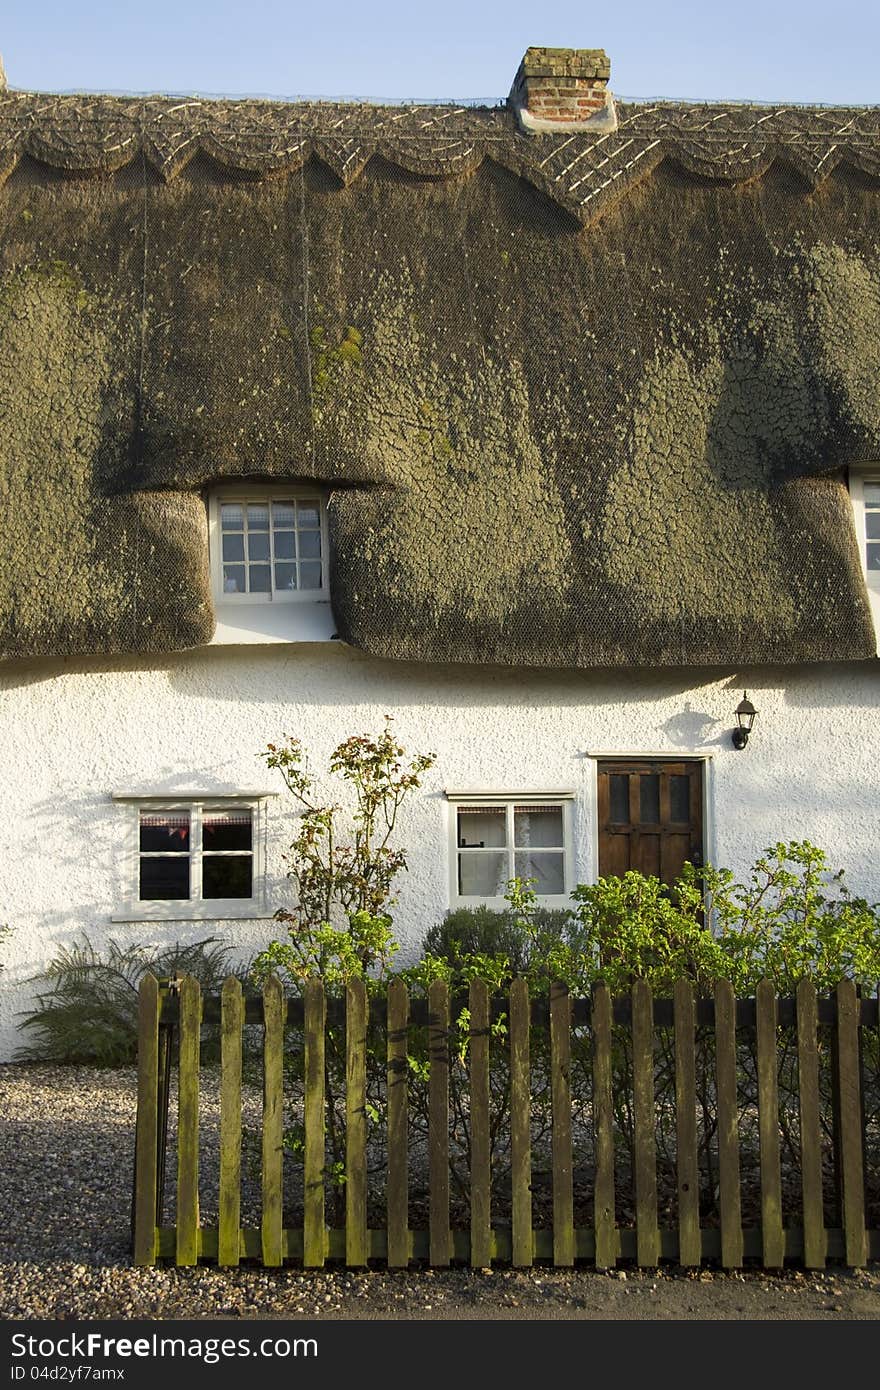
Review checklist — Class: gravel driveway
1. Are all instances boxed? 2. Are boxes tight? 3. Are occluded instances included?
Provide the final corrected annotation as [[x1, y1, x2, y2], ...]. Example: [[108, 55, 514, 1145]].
[[2, 1062, 880, 1321]]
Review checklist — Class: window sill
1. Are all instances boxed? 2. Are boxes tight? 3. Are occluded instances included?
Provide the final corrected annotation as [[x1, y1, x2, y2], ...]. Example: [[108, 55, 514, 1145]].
[[111, 903, 274, 923], [210, 600, 336, 645], [450, 895, 572, 912]]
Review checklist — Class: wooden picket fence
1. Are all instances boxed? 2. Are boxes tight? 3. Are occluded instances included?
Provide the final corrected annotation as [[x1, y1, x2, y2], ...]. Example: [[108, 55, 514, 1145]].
[[133, 974, 880, 1270]]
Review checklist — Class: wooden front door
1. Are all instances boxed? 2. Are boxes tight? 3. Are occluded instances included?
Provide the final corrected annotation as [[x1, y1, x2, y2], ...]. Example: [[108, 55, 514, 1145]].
[[597, 759, 703, 885]]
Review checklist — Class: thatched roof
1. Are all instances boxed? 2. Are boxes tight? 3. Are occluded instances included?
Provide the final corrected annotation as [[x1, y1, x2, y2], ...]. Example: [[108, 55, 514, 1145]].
[[0, 91, 878, 666]]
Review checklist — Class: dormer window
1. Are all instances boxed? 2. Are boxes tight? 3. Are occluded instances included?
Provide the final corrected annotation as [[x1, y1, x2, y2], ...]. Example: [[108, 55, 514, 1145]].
[[211, 491, 329, 602], [862, 480, 880, 577], [848, 468, 880, 650], [207, 485, 335, 644]]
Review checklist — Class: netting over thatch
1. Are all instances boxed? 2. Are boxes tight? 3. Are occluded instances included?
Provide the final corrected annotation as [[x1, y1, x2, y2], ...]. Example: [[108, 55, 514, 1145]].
[[0, 92, 878, 665]]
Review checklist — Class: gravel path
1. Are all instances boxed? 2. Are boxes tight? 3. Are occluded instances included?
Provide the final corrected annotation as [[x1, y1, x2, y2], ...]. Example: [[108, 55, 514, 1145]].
[[2, 1062, 880, 1321]]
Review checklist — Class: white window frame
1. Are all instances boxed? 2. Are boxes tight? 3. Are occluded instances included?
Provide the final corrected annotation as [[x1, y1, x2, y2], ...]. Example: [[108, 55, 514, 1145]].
[[848, 468, 880, 648], [445, 791, 575, 910], [207, 484, 331, 606], [111, 792, 275, 922]]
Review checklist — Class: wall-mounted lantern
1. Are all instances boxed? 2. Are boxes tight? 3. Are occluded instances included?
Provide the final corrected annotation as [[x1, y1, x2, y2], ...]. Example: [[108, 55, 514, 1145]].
[[731, 692, 758, 750]]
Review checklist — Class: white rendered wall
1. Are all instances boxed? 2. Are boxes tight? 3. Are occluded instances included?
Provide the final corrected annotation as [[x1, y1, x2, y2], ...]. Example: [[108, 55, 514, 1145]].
[[0, 642, 878, 1059]]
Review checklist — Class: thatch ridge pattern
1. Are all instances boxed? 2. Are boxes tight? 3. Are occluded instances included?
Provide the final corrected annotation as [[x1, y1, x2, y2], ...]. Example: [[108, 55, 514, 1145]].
[[0, 93, 878, 223]]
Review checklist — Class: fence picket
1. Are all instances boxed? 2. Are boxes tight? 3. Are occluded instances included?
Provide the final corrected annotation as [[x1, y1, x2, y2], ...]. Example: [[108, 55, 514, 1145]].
[[673, 978, 700, 1267], [219, 976, 243, 1267], [428, 979, 450, 1267], [346, 979, 368, 1268], [592, 983, 616, 1269], [509, 978, 532, 1268], [469, 979, 491, 1269], [134, 974, 160, 1267], [756, 979, 783, 1268], [176, 975, 200, 1267], [304, 977, 326, 1268], [386, 979, 409, 1268], [550, 981, 574, 1267], [835, 980, 867, 1267], [632, 980, 659, 1267], [796, 978, 825, 1269], [261, 976, 285, 1268], [714, 979, 743, 1268]]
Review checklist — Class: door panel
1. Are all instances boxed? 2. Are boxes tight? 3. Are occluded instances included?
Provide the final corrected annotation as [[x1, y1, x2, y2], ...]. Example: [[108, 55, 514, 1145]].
[[597, 760, 704, 885]]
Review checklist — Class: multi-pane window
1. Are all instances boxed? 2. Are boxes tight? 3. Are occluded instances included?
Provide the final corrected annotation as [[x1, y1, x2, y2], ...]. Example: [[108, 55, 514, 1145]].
[[452, 801, 569, 901], [217, 496, 326, 600], [138, 806, 254, 902], [864, 480, 880, 574]]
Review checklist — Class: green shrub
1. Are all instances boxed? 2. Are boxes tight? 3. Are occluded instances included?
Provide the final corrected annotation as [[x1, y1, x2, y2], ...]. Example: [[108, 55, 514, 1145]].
[[423, 903, 572, 975], [16, 936, 249, 1066]]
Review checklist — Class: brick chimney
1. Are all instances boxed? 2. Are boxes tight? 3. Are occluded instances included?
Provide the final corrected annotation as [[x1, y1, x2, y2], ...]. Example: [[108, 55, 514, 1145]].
[[0, 55, 6, 92], [509, 47, 617, 134]]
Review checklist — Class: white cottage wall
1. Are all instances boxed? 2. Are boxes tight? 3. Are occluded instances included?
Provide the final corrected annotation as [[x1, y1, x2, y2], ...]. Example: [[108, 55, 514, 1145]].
[[0, 643, 878, 1060]]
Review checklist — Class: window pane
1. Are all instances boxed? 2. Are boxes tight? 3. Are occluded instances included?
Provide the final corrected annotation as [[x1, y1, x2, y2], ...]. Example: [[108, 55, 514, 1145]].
[[609, 774, 629, 824], [249, 564, 271, 592], [139, 812, 190, 852], [203, 812, 252, 852], [514, 806, 563, 848], [867, 542, 880, 571], [670, 774, 691, 823], [514, 851, 565, 895], [140, 857, 190, 900], [299, 529, 322, 560], [248, 531, 270, 562], [640, 774, 660, 824], [863, 482, 880, 504], [203, 855, 253, 899], [221, 504, 243, 530], [299, 561, 322, 590], [223, 564, 246, 594], [298, 502, 320, 527], [458, 852, 508, 897], [865, 511, 880, 540], [274, 531, 296, 560], [457, 807, 506, 848], [222, 533, 245, 562], [274, 562, 297, 591], [272, 501, 296, 527], [247, 505, 269, 530]]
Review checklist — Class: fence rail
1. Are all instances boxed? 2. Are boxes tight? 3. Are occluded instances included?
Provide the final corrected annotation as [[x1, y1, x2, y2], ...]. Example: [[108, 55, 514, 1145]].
[[133, 974, 880, 1270]]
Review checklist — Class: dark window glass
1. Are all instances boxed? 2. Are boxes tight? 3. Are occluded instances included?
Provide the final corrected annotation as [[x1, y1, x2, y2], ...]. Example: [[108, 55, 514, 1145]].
[[203, 856, 253, 899], [248, 531, 270, 562], [670, 775, 691, 823], [865, 510, 880, 540], [139, 813, 190, 853], [140, 857, 190, 900], [249, 564, 271, 592], [639, 774, 660, 824], [203, 814, 252, 852], [609, 774, 629, 824]]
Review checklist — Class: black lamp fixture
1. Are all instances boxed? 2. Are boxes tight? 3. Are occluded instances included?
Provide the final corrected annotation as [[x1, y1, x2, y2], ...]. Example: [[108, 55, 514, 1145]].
[[731, 692, 758, 750]]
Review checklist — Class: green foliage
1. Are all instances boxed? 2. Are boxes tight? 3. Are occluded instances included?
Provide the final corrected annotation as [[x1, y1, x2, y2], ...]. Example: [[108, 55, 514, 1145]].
[[412, 842, 880, 1002], [252, 721, 434, 1218], [700, 840, 880, 993], [423, 901, 572, 975], [252, 718, 434, 994], [16, 936, 247, 1066]]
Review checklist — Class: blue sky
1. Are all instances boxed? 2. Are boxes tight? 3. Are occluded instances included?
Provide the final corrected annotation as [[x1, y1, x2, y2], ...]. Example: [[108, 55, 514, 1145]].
[[3, 0, 879, 104]]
